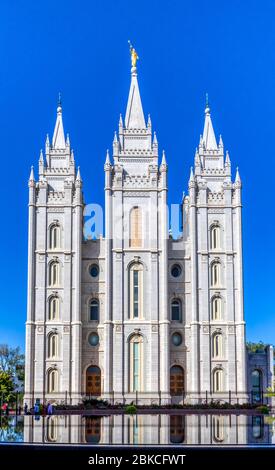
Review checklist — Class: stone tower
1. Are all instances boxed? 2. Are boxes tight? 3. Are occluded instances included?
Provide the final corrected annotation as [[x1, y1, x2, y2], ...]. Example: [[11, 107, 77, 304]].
[[24, 102, 83, 406]]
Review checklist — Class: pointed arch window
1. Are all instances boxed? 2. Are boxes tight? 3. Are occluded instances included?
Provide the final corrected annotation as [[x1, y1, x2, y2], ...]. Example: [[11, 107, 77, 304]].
[[210, 225, 220, 250], [49, 296, 59, 321], [89, 299, 99, 321], [129, 263, 143, 319], [130, 207, 142, 248], [50, 224, 60, 250], [211, 262, 221, 287], [49, 261, 59, 287], [129, 335, 143, 392], [212, 333, 223, 358], [213, 369, 223, 392], [48, 333, 58, 358], [48, 369, 58, 393], [171, 299, 182, 322], [211, 296, 222, 321], [47, 417, 58, 442]]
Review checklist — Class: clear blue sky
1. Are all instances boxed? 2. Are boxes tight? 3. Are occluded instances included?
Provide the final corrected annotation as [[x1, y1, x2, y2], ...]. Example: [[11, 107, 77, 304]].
[[0, 0, 274, 350]]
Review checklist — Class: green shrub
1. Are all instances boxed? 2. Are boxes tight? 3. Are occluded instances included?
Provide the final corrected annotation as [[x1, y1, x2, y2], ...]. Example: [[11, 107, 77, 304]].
[[125, 404, 137, 414]]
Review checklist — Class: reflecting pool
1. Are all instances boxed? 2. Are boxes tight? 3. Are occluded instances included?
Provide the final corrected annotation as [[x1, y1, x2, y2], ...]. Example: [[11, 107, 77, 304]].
[[1, 413, 275, 445]]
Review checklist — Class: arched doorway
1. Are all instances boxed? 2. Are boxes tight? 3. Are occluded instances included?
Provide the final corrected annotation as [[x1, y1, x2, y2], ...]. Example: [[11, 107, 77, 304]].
[[251, 369, 262, 403], [170, 415, 185, 443], [170, 365, 184, 396], [86, 366, 101, 396], [85, 417, 101, 443]]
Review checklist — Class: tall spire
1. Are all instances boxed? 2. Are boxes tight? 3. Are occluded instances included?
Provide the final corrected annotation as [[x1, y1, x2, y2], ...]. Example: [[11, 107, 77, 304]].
[[125, 42, 146, 129], [202, 94, 218, 150], [52, 94, 66, 149]]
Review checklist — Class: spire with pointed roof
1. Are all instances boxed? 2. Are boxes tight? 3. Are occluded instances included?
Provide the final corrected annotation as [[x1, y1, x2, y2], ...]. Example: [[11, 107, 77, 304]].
[[235, 166, 241, 184], [161, 149, 167, 166], [202, 94, 218, 150], [29, 165, 35, 182], [52, 95, 66, 149], [76, 166, 82, 182], [105, 149, 111, 166], [125, 52, 146, 129]]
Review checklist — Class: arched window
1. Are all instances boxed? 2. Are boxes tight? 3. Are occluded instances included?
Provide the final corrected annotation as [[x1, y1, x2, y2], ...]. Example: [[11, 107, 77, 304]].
[[211, 296, 222, 320], [252, 416, 263, 439], [210, 225, 220, 250], [251, 370, 262, 403], [49, 261, 59, 286], [213, 333, 223, 358], [89, 299, 99, 321], [130, 207, 142, 248], [213, 369, 223, 392], [212, 416, 224, 442], [49, 296, 59, 321], [48, 369, 58, 393], [129, 263, 143, 319], [129, 335, 143, 392], [48, 334, 58, 358], [170, 416, 185, 444], [86, 366, 101, 396], [47, 417, 58, 442], [211, 262, 221, 287], [171, 299, 182, 322], [50, 224, 60, 249]]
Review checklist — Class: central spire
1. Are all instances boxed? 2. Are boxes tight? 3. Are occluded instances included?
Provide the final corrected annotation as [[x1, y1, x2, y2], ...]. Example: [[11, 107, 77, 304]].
[[52, 94, 66, 149], [202, 94, 218, 150], [125, 42, 146, 129]]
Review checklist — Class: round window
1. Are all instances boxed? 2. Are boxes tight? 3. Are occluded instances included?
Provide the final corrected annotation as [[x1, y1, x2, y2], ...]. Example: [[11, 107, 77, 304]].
[[172, 332, 182, 346], [88, 332, 99, 346], [171, 264, 182, 278], [90, 264, 99, 278]]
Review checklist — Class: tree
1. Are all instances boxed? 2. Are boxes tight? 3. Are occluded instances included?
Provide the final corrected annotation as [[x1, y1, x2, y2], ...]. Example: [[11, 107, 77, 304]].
[[0, 371, 15, 402], [246, 341, 275, 356], [0, 344, 25, 388]]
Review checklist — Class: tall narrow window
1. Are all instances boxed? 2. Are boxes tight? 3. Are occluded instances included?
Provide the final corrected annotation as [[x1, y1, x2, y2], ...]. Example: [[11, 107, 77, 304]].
[[49, 261, 59, 286], [130, 335, 143, 392], [49, 296, 59, 320], [129, 264, 143, 319], [171, 299, 182, 322], [213, 369, 223, 392], [47, 417, 58, 442], [213, 334, 223, 358], [210, 226, 220, 250], [48, 334, 58, 358], [90, 299, 99, 321], [212, 416, 224, 442], [212, 296, 222, 320], [130, 207, 142, 248], [48, 369, 58, 393], [50, 225, 60, 249], [211, 262, 220, 287]]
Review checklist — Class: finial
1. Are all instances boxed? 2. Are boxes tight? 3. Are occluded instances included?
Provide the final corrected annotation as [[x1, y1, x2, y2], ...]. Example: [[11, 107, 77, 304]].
[[39, 149, 44, 161], [57, 92, 62, 114], [189, 166, 194, 182], [147, 114, 151, 127], [128, 40, 139, 69], [205, 93, 210, 114], [225, 150, 231, 165], [113, 131, 118, 143], [153, 131, 158, 145], [66, 133, 70, 146], [219, 134, 223, 147]]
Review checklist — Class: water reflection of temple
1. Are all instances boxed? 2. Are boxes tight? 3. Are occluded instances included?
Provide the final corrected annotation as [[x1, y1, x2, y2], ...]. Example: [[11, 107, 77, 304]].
[[23, 414, 275, 445]]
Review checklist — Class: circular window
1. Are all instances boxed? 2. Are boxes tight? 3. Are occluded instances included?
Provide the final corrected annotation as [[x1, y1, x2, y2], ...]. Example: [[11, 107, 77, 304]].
[[172, 333, 182, 346], [171, 264, 182, 278], [90, 264, 99, 278], [88, 332, 99, 346]]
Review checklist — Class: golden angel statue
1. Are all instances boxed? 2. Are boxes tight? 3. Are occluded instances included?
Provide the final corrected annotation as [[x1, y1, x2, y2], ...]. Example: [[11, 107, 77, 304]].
[[128, 40, 139, 67]]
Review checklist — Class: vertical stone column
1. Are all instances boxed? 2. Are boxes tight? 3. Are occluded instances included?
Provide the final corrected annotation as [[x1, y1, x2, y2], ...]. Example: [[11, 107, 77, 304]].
[[71, 180, 83, 404], [104, 159, 113, 399], [24, 175, 36, 407], [188, 176, 200, 400], [159, 164, 169, 400]]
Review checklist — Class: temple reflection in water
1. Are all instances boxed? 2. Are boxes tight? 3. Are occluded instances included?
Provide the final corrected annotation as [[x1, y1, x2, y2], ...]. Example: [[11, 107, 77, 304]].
[[23, 414, 275, 445]]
